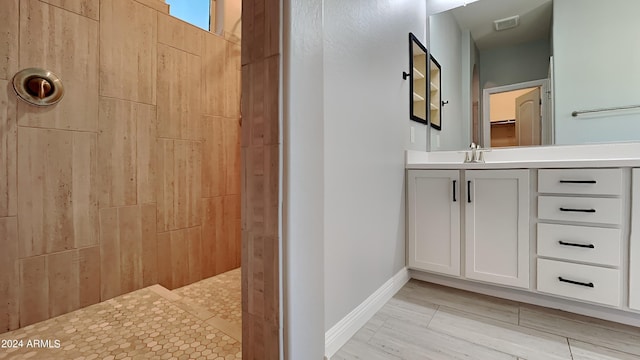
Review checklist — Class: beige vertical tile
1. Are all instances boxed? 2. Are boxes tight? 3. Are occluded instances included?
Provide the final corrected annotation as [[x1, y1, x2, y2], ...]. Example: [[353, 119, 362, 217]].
[[0, 0, 19, 80], [202, 34, 240, 118], [78, 246, 100, 308], [245, 148, 265, 235], [241, 0, 279, 66], [227, 194, 242, 268], [18, 128, 98, 257], [141, 204, 158, 287], [187, 227, 202, 284], [20, 256, 49, 326], [158, 13, 203, 55], [157, 232, 172, 289], [98, 97, 137, 208], [137, 105, 157, 204], [201, 197, 223, 278], [39, 0, 99, 20], [244, 57, 279, 147], [202, 116, 241, 198], [242, 0, 281, 354], [0, 217, 19, 332], [100, 0, 157, 104], [119, 206, 143, 293], [156, 139, 173, 231], [241, 148, 248, 231], [202, 116, 226, 198], [265, 145, 280, 237], [156, 139, 202, 231], [18, 128, 72, 256], [226, 43, 242, 118], [97, 98, 156, 208], [263, 236, 278, 324], [0, 79, 17, 217], [157, 44, 202, 140], [224, 118, 242, 195], [247, 234, 265, 318], [72, 132, 99, 248], [99, 207, 121, 300], [134, 0, 169, 13], [216, 195, 230, 274], [241, 65, 251, 148], [48, 250, 80, 317], [217, 195, 242, 274], [170, 229, 188, 289], [18, 0, 99, 131]]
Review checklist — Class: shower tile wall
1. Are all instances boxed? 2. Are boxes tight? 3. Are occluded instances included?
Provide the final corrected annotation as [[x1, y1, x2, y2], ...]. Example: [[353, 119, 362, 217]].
[[0, 0, 241, 333], [241, 0, 280, 358]]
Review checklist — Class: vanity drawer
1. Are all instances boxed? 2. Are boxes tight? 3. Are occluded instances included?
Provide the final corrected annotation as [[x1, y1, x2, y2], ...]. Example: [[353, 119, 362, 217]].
[[538, 196, 622, 225], [537, 258, 620, 307], [538, 169, 622, 196], [537, 223, 621, 267]]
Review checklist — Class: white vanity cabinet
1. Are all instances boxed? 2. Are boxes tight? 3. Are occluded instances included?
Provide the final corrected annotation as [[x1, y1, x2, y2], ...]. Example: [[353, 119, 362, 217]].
[[465, 170, 530, 288], [630, 168, 640, 310], [536, 168, 623, 307], [407, 170, 461, 276], [407, 169, 530, 288], [406, 145, 640, 326]]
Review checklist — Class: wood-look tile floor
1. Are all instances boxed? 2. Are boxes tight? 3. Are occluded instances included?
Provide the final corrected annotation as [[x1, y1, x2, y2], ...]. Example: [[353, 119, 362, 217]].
[[333, 279, 640, 360], [0, 268, 241, 360]]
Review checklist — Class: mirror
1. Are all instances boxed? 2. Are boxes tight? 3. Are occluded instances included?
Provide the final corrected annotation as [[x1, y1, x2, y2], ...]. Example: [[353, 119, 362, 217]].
[[428, 0, 640, 151], [408, 32, 428, 125], [430, 55, 442, 130]]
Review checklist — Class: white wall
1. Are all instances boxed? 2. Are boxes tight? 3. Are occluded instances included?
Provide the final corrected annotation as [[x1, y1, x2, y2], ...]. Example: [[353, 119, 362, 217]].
[[429, 11, 465, 150], [479, 38, 550, 90], [553, 0, 640, 144], [322, 0, 427, 331], [283, 0, 325, 357]]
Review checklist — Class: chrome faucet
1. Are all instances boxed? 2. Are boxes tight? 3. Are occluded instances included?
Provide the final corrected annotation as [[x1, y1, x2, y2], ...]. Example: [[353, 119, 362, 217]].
[[464, 142, 485, 163]]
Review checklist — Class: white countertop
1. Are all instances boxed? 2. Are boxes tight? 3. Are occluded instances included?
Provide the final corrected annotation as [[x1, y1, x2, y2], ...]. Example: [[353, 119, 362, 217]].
[[406, 142, 640, 169]]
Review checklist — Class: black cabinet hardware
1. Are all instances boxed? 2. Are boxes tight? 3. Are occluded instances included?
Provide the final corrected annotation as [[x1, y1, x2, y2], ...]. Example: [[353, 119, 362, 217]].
[[558, 241, 595, 249], [453, 180, 457, 202], [467, 181, 471, 203], [559, 180, 597, 184], [558, 277, 594, 288], [559, 207, 596, 213]]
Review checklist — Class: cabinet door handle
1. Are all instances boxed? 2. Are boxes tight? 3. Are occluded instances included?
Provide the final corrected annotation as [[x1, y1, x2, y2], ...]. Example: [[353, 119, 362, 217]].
[[559, 180, 597, 184], [453, 180, 457, 202], [467, 180, 471, 203], [559, 207, 596, 213], [558, 240, 595, 249], [558, 277, 594, 288]]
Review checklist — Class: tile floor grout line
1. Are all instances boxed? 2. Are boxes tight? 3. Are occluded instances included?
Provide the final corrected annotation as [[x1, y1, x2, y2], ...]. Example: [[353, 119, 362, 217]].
[[566, 337, 574, 360]]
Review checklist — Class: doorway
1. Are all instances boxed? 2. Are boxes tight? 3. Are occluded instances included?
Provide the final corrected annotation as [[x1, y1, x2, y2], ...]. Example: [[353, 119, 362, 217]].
[[482, 79, 550, 148]]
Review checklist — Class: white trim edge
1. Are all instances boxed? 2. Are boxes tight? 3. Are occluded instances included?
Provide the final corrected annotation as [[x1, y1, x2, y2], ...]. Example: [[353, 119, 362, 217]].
[[324, 267, 410, 359]]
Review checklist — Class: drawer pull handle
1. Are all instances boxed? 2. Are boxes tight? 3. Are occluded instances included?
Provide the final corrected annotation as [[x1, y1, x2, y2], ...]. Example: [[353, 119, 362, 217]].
[[559, 180, 597, 184], [558, 240, 595, 249], [453, 180, 457, 202], [558, 277, 594, 288], [467, 181, 472, 203], [559, 207, 596, 213]]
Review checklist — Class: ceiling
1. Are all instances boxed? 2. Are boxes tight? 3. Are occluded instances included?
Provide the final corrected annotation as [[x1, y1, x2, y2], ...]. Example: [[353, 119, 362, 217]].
[[448, 0, 553, 51]]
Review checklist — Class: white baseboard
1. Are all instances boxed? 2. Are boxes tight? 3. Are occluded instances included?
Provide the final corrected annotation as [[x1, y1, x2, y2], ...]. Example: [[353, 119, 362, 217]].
[[324, 267, 410, 359]]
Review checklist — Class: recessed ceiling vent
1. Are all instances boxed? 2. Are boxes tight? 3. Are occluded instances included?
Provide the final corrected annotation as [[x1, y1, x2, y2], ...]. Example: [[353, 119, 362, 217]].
[[494, 15, 520, 31]]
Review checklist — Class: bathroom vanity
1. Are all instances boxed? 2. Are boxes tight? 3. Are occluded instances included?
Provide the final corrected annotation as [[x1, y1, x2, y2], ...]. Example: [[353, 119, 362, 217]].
[[406, 143, 640, 326]]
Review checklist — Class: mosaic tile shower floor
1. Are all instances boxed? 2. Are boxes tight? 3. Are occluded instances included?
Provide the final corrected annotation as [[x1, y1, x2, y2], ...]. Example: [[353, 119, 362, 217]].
[[0, 268, 242, 360]]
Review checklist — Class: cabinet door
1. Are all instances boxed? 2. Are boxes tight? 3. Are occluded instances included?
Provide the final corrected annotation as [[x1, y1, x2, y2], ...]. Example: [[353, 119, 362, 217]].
[[630, 169, 640, 310], [465, 170, 530, 288], [408, 170, 460, 276]]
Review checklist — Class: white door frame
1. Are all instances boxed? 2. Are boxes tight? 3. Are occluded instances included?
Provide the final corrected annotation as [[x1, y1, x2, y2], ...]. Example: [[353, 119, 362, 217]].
[[482, 79, 549, 148]]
